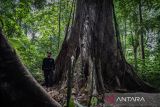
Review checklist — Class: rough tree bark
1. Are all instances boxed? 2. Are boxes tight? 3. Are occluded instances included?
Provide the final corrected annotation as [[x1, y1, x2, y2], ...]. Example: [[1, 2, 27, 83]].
[[55, 0, 80, 83], [55, 0, 157, 92], [0, 31, 61, 107]]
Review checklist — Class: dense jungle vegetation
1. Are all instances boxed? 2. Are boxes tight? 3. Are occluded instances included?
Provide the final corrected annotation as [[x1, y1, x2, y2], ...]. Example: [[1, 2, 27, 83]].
[[0, 0, 160, 88]]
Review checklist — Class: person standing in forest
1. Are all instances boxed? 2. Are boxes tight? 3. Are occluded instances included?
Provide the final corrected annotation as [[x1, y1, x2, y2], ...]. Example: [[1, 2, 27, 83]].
[[42, 52, 55, 87]]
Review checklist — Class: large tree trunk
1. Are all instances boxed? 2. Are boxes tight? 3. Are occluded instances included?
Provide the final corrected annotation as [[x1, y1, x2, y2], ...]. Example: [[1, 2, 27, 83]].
[[0, 31, 61, 107], [55, 0, 157, 92], [54, 0, 81, 83]]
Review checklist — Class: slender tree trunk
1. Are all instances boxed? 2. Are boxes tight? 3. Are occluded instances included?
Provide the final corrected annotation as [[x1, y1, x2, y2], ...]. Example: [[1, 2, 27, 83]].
[[0, 31, 61, 107], [124, 20, 127, 57], [133, 47, 138, 69], [58, 0, 62, 50], [139, 0, 145, 64], [131, 31, 138, 70], [55, 0, 157, 92]]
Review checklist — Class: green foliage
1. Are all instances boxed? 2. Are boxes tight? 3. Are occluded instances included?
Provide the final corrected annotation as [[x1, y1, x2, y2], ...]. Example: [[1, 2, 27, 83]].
[[115, 0, 160, 88], [69, 97, 75, 107], [1, 0, 73, 82], [1, 0, 160, 88], [91, 97, 98, 106]]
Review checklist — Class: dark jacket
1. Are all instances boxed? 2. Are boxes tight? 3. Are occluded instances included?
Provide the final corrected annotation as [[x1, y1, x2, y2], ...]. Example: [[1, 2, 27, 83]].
[[42, 58, 55, 71]]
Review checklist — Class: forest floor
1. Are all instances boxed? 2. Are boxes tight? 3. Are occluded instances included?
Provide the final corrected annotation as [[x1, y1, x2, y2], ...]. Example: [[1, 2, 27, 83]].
[[42, 58, 127, 106], [43, 85, 160, 107], [43, 84, 93, 107], [42, 58, 112, 106]]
